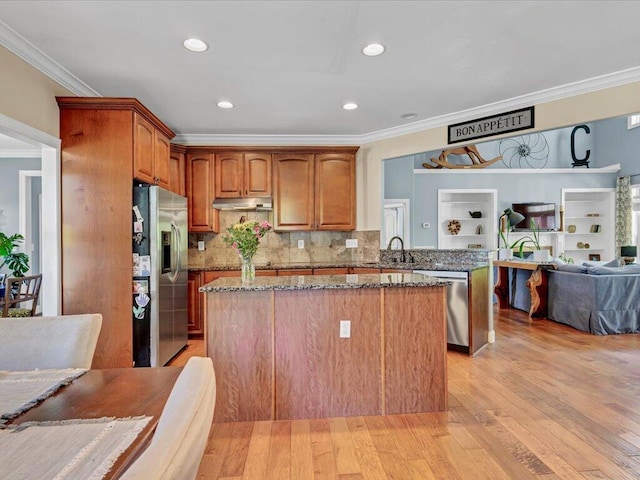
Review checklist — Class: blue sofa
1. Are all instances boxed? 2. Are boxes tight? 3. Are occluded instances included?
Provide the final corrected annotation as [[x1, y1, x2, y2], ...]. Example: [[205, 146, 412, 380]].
[[547, 263, 640, 334]]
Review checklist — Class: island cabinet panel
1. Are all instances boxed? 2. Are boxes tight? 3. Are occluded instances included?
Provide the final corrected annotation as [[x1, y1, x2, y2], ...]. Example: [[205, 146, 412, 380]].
[[384, 287, 448, 414], [272, 154, 315, 231], [207, 291, 274, 422], [315, 153, 356, 230], [274, 289, 382, 419]]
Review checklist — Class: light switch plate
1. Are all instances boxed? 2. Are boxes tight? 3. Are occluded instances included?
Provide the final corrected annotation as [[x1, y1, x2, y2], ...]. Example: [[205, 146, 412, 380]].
[[339, 320, 351, 338], [197, 240, 205, 251], [298, 239, 305, 249], [346, 239, 358, 248]]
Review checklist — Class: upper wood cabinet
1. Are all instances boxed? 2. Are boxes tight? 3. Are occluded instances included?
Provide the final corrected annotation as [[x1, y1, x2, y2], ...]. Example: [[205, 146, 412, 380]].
[[215, 152, 272, 198], [133, 113, 171, 189], [169, 144, 186, 196], [315, 152, 356, 230], [273, 148, 357, 231], [273, 153, 315, 231], [187, 152, 219, 233]]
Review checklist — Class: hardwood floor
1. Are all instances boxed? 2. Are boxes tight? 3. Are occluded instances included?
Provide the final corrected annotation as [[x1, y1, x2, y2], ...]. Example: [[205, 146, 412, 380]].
[[175, 308, 640, 479]]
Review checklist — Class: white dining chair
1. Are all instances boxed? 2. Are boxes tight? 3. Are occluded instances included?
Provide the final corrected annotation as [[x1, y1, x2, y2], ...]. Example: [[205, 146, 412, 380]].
[[120, 356, 216, 480], [0, 313, 102, 370]]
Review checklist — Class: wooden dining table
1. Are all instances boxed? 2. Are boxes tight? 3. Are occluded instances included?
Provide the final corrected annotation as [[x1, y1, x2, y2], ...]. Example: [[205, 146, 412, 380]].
[[7, 366, 181, 480]]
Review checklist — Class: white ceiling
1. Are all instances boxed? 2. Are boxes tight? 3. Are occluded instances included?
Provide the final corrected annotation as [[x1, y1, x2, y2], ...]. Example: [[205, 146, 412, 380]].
[[1, 1, 640, 143]]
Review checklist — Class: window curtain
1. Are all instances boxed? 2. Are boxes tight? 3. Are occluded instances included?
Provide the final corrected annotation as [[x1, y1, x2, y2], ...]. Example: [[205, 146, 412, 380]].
[[616, 176, 632, 250]]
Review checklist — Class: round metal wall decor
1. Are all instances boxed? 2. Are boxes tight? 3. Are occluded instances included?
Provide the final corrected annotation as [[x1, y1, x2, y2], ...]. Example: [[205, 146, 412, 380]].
[[498, 133, 549, 168]]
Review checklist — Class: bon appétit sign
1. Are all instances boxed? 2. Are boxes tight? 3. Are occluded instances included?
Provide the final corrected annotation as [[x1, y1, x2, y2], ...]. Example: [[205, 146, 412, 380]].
[[448, 106, 534, 144]]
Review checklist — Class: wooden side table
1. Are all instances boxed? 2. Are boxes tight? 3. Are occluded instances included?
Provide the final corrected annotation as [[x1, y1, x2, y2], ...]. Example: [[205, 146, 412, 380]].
[[494, 259, 556, 320]]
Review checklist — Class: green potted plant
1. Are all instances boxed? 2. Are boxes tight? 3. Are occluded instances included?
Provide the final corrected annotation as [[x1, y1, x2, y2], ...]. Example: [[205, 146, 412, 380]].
[[0, 232, 30, 278], [511, 219, 550, 261]]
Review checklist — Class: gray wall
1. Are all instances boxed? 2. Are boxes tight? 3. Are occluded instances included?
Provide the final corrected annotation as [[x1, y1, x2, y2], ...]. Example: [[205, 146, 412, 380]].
[[0, 157, 41, 272], [386, 115, 635, 248]]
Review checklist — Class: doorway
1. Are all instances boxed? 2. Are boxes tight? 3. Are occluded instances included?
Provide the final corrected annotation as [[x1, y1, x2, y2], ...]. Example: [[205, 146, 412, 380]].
[[0, 113, 61, 315], [383, 199, 410, 249]]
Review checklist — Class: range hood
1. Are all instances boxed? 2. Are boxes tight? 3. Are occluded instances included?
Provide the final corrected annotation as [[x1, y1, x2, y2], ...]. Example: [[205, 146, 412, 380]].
[[211, 197, 273, 211]]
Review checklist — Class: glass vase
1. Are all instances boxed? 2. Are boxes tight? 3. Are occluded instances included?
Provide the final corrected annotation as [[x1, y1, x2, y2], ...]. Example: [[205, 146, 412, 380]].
[[241, 256, 256, 283]]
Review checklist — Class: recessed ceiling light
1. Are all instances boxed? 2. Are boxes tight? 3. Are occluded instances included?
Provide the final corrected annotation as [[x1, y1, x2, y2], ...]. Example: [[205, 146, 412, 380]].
[[362, 43, 385, 56], [217, 101, 234, 109], [183, 38, 208, 52], [401, 113, 418, 120], [342, 103, 358, 111]]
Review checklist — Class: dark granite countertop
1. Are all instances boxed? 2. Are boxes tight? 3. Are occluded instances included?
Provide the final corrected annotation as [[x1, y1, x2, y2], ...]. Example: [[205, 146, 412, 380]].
[[199, 272, 451, 293], [190, 260, 488, 273]]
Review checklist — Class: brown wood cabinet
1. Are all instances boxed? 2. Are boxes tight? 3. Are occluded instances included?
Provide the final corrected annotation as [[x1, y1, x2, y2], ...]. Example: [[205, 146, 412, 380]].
[[133, 113, 171, 189], [169, 144, 186, 196], [187, 272, 203, 336], [215, 152, 271, 198], [56, 97, 175, 369], [272, 148, 357, 231], [272, 153, 315, 230], [187, 152, 219, 233], [315, 152, 356, 230]]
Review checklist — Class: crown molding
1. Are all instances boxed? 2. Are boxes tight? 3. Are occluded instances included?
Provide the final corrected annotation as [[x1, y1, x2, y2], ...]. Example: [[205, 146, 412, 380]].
[[177, 67, 640, 146], [172, 134, 363, 146], [0, 112, 60, 149], [0, 149, 41, 158], [0, 19, 99, 97], [2, 15, 639, 144], [360, 67, 640, 145]]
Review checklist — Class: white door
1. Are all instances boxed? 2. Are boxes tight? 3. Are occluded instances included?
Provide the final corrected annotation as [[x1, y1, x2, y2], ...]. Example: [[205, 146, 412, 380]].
[[383, 199, 410, 248]]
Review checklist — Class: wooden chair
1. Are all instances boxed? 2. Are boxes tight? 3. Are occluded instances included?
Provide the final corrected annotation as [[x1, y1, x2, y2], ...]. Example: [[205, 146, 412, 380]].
[[0, 273, 43, 317]]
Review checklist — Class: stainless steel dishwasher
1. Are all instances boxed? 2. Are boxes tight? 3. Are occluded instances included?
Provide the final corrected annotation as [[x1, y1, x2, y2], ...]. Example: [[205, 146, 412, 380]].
[[412, 270, 469, 349]]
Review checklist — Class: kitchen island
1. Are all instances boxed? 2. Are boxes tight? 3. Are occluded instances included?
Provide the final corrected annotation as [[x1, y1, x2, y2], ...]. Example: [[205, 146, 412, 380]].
[[200, 272, 449, 422]]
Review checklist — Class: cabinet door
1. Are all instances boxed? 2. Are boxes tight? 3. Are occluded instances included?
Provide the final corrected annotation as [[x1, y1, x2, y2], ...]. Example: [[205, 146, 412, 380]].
[[187, 153, 218, 232], [133, 113, 155, 184], [273, 154, 314, 231], [315, 153, 356, 230], [154, 131, 171, 190], [187, 272, 203, 335], [169, 147, 186, 196], [215, 152, 244, 198], [245, 153, 272, 197]]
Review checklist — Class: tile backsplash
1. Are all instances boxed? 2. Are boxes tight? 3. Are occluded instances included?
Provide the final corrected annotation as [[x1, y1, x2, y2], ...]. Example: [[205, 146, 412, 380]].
[[188, 211, 381, 267]]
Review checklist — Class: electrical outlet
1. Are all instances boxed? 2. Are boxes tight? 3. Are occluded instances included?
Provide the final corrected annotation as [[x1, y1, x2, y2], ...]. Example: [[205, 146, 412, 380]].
[[422, 222, 431, 229], [339, 320, 351, 338], [346, 239, 358, 248], [197, 240, 205, 251], [298, 239, 305, 249]]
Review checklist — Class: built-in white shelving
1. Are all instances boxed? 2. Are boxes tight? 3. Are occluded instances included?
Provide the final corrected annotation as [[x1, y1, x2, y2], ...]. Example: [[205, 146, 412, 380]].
[[561, 188, 616, 262], [438, 189, 497, 250]]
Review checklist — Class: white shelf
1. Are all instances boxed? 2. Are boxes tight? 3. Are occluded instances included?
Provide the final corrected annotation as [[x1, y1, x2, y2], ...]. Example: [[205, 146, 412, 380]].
[[438, 189, 497, 250], [415, 163, 620, 175], [562, 188, 615, 262]]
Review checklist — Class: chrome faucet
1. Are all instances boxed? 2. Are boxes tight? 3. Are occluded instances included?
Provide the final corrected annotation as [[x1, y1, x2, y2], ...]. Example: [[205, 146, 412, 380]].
[[386, 236, 406, 263]]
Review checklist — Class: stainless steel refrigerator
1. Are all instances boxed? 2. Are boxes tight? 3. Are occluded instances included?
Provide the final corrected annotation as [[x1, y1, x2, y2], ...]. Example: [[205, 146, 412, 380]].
[[132, 185, 188, 367]]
